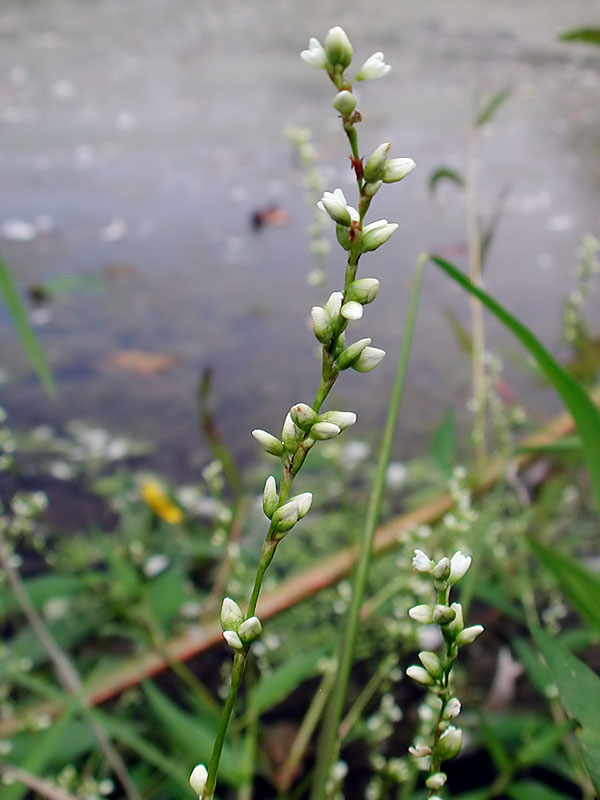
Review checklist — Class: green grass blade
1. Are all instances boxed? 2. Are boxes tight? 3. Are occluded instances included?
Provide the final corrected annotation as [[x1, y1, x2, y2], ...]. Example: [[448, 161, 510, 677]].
[[532, 627, 600, 794], [474, 89, 510, 128], [528, 539, 600, 634], [429, 254, 600, 512], [560, 28, 600, 46], [428, 166, 465, 193], [248, 646, 327, 717], [0, 254, 56, 397]]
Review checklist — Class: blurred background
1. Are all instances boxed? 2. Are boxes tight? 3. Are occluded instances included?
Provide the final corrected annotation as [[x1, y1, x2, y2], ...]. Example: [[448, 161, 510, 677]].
[[1, 0, 599, 477]]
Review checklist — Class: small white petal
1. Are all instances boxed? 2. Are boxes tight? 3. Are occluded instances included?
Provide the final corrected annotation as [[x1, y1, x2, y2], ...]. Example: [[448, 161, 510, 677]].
[[223, 630, 244, 650], [189, 764, 208, 794], [341, 301, 363, 320]]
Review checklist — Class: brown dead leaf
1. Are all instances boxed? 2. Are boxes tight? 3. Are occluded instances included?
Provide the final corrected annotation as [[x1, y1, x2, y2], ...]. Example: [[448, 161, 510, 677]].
[[103, 349, 178, 376]]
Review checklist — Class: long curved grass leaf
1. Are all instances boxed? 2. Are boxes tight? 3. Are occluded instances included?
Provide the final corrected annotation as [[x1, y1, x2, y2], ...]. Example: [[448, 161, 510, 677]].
[[428, 166, 465, 193], [532, 628, 600, 794], [560, 28, 600, 46], [0, 254, 56, 397], [528, 539, 600, 633], [475, 89, 510, 128], [430, 255, 600, 512]]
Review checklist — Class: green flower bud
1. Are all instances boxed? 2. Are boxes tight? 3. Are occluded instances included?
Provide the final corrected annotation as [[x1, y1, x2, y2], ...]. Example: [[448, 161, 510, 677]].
[[324, 26, 353, 69], [426, 773, 447, 791], [361, 219, 398, 252], [337, 337, 371, 370], [347, 278, 380, 305], [311, 421, 341, 440], [271, 500, 299, 535], [311, 306, 333, 343], [447, 602, 464, 636], [435, 726, 463, 761], [433, 604, 457, 625], [252, 429, 285, 457], [332, 90, 357, 117], [406, 665, 435, 686], [363, 180, 382, 197], [418, 650, 443, 679], [290, 403, 318, 430], [382, 157, 416, 183], [363, 142, 390, 183], [341, 300, 363, 320], [238, 615, 263, 644], [318, 189, 351, 226], [318, 410, 357, 430], [336, 223, 352, 251], [262, 476, 279, 518], [443, 698, 462, 719], [352, 346, 386, 372], [432, 557, 451, 581], [220, 597, 244, 631], [455, 624, 484, 646]]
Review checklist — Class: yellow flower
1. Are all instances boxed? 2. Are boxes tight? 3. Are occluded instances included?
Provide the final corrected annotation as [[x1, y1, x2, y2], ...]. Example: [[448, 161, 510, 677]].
[[141, 479, 183, 525]]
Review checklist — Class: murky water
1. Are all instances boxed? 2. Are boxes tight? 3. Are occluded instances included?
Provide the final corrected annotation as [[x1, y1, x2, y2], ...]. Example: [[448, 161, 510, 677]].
[[1, 0, 599, 477]]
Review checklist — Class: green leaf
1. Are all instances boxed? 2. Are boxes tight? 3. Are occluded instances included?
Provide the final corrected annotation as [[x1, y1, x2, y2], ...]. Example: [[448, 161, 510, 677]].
[[429, 409, 455, 476], [532, 627, 600, 794], [429, 254, 600, 512], [517, 719, 575, 767], [475, 89, 510, 128], [0, 574, 87, 622], [560, 28, 600, 46], [428, 166, 465, 193], [529, 539, 600, 634], [507, 780, 570, 800], [512, 636, 553, 697], [248, 647, 327, 716], [142, 682, 241, 788], [443, 308, 473, 354], [0, 254, 56, 397]]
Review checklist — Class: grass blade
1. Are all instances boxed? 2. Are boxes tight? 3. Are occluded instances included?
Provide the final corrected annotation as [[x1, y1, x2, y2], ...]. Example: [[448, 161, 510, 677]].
[[429, 254, 600, 512], [560, 28, 600, 46], [0, 254, 56, 397]]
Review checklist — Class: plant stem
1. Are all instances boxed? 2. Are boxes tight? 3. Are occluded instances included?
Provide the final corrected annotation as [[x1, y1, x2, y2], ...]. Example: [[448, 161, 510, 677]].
[[466, 127, 487, 468], [310, 254, 427, 800], [202, 651, 248, 800]]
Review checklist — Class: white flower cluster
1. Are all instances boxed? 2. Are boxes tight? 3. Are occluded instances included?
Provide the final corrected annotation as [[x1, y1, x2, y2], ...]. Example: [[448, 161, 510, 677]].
[[220, 597, 263, 651]]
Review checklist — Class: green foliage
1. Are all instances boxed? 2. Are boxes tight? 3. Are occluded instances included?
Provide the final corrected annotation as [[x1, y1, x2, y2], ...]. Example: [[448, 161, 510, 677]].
[[560, 28, 600, 46]]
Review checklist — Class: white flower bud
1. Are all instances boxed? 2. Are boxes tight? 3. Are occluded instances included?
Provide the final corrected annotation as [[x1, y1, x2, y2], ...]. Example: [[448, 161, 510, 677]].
[[311, 306, 333, 343], [262, 476, 279, 518], [408, 604, 434, 624], [311, 421, 341, 440], [223, 630, 244, 650], [363, 142, 390, 183], [271, 500, 299, 534], [355, 51, 391, 81], [318, 189, 351, 226], [341, 300, 363, 320], [418, 650, 443, 679], [382, 157, 416, 183], [318, 410, 357, 430], [408, 744, 432, 758], [447, 602, 464, 636], [406, 665, 434, 686], [443, 697, 462, 719], [324, 290, 344, 319], [455, 624, 484, 646], [448, 551, 472, 585], [426, 773, 447, 791], [290, 402, 318, 430], [220, 597, 244, 631], [361, 220, 398, 252], [238, 615, 263, 644], [189, 764, 208, 795], [436, 726, 463, 761], [300, 37, 327, 69], [282, 413, 303, 453], [290, 491, 313, 519], [352, 346, 386, 372], [347, 278, 380, 305], [252, 429, 284, 457], [337, 337, 371, 370], [332, 90, 356, 116], [324, 26, 353, 69], [412, 549, 433, 573]]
